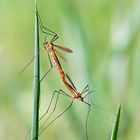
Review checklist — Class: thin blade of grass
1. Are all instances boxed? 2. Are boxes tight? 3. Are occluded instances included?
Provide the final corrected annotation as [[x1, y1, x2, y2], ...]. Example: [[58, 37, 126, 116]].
[[110, 105, 121, 140], [31, 2, 40, 140]]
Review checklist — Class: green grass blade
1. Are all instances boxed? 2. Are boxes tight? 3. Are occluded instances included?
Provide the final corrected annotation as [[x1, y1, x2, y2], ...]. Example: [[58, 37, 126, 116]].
[[31, 2, 40, 140], [111, 105, 121, 140]]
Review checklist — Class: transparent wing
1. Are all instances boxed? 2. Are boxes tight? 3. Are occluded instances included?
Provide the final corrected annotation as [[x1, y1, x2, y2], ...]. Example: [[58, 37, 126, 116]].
[[54, 49, 67, 63]]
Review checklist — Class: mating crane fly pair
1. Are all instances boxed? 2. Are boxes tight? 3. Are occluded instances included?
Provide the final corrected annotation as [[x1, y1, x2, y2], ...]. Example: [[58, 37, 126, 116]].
[[21, 11, 93, 140], [36, 11, 93, 139]]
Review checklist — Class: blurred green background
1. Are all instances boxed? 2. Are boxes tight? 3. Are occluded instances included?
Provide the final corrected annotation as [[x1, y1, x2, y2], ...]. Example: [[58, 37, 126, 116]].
[[0, 0, 140, 140]]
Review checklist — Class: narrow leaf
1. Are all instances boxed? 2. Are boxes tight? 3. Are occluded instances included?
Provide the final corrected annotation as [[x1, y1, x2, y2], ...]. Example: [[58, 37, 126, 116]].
[[111, 105, 121, 140]]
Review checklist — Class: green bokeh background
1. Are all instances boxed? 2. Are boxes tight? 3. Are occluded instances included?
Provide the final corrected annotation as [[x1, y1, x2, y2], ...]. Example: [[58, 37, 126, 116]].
[[0, 0, 140, 140]]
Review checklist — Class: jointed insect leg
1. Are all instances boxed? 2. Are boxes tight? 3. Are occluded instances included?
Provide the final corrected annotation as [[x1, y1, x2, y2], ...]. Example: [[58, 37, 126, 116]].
[[40, 52, 53, 82], [19, 48, 44, 76], [36, 10, 56, 36], [79, 85, 92, 140], [39, 89, 72, 122], [81, 87, 92, 140], [38, 89, 74, 136], [39, 99, 74, 136], [39, 90, 60, 132], [36, 10, 59, 42], [39, 90, 59, 121], [85, 103, 91, 140], [40, 89, 72, 122]]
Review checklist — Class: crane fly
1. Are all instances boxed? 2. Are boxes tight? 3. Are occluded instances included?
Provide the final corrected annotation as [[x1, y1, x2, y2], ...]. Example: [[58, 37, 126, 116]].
[[29, 11, 93, 140], [36, 12, 114, 140], [21, 11, 114, 140]]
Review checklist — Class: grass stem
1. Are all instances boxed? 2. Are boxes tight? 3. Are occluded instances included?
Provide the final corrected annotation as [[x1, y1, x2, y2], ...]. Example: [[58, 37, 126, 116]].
[[31, 2, 40, 140]]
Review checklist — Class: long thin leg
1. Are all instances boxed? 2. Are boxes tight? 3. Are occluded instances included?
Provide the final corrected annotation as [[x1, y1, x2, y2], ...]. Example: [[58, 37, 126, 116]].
[[39, 89, 72, 132], [84, 92, 115, 125], [79, 86, 92, 140], [36, 10, 59, 42], [59, 89, 72, 98], [39, 87, 92, 139], [38, 17, 59, 43], [40, 87, 91, 139], [51, 34, 59, 43], [36, 10, 56, 36], [40, 88, 72, 120], [39, 99, 74, 136], [65, 74, 77, 91], [90, 97, 115, 120], [39, 89, 72, 123], [40, 52, 53, 82], [19, 56, 34, 76], [38, 89, 73, 136], [39, 90, 59, 121], [85, 104, 91, 140], [81, 88, 92, 140], [19, 48, 43, 76], [39, 90, 60, 132], [38, 20, 56, 37]]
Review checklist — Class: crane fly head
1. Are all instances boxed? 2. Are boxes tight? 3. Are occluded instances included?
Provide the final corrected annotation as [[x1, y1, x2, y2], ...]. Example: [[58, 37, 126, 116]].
[[43, 41, 48, 48], [43, 41, 54, 51], [75, 93, 84, 101]]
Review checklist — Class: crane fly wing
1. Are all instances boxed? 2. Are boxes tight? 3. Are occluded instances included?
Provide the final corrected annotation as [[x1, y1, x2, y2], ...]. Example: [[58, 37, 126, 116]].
[[53, 44, 73, 53], [66, 74, 77, 91], [54, 49, 67, 63]]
